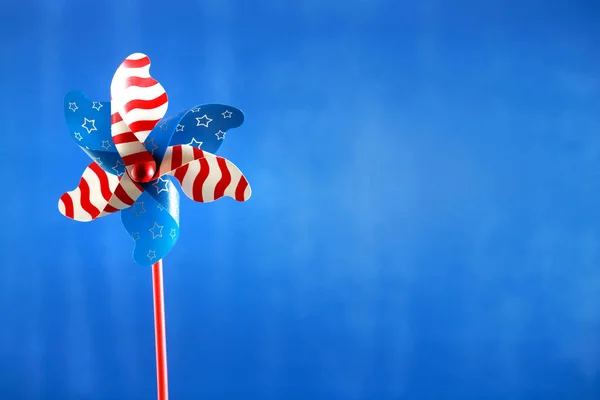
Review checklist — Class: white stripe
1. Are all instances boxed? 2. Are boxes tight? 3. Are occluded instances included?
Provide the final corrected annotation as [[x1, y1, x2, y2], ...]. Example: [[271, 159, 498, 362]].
[[202, 156, 221, 202], [82, 167, 109, 212], [69, 188, 93, 221], [111, 118, 130, 135], [225, 160, 244, 199], [125, 103, 169, 124], [178, 160, 200, 199], [243, 183, 252, 200], [122, 83, 165, 101], [181, 146, 203, 166], [126, 53, 148, 61]]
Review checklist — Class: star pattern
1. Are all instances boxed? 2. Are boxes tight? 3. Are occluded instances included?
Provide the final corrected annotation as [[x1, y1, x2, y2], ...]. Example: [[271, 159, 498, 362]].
[[147, 250, 157, 261], [176, 124, 185, 132], [101, 140, 112, 150], [215, 130, 226, 140], [152, 177, 170, 194], [149, 222, 164, 239], [92, 102, 103, 111], [191, 107, 201, 113], [188, 138, 203, 148], [160, 122, 168, 131], [74, 132, 83, 141], [170, 229, 177, 239], [222, 110, 232, 118], [157, 204, 165, 211], [196, 115, 213, 127], [81, 118, 97, 134], [146, 138, 159, 155], [92, 156, 103, 166], [69, 102, 78, 112], [130, 201, 146, 216], [132, 232, 140, 241], [112, 160, 125, 176]]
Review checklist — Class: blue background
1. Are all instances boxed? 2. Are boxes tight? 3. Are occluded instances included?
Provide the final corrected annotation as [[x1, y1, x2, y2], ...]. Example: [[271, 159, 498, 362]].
[[1, 0, 599, 399]]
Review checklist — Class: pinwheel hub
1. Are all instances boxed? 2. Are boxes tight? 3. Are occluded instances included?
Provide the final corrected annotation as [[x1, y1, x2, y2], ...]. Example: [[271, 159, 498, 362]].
[[130, 161, 156, 183]]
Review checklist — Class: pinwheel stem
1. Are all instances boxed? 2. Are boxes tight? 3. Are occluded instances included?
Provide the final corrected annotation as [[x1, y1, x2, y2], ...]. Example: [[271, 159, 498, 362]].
[[152, 260, 169, 400]]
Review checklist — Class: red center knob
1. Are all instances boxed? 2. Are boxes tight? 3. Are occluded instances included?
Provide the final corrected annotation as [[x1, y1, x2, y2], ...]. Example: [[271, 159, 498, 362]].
[[130, 161, 156, 183]]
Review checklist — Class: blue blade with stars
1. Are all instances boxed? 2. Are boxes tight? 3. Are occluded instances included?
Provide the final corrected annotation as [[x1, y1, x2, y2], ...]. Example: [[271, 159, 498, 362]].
[[120, 176, 180, 266], [64, 91, 125, 175], [165, 104, 245, 154]]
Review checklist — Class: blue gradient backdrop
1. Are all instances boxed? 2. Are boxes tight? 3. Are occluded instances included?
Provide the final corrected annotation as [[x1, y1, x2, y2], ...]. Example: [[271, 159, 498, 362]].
[[1, 0, 599, 399]]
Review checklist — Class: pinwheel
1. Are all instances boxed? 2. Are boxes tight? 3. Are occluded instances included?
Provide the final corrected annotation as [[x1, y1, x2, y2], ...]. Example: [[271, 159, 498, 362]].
[[58, 53, 251, 399]]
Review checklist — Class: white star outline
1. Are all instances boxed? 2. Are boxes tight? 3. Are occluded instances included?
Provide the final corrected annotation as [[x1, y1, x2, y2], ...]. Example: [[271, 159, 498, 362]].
[[81, 118, 97, 134], [112, 160, 125, 176], [68, 102, 78, 112], [130, 201, 146, 216], [188, 138, 203, 148], [169, 229, 177, 239], [74, 132, 83, 141], [176, 124, 185, 132], [131, 232, 140, 241], [222, 110, 232, 118], [149, 222, 164, 239], [147, 250, 157, 260], [102, 140, 112, 150], [160, 122, 169, 131], [196, 115, 213, 127], [215, 130, 226, 140], [152, 177, 170, 194], [191, 107, 201, 113], [157, 204, 165, 211], [92, 156, 103, 166], [92, 102, 103, 111], [146, 138, 159, 155]]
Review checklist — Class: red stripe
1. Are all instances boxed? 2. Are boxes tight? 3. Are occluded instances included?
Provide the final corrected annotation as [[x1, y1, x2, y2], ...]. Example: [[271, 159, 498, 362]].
[[114, 184, 135, 206], [79, 178, 101, 219], [128, 119, 161, 133], [103, 204, 119, 213], [122, 93, 168, 113], [113, 131, 140, 144], [192, 158, 210, 202], [171, 146, 182, 170], [111, 113, 123, 124], [122, 152, 155, 166], [89, 162, 112, 201], [235, 176, 249, 201], [192, 147, 204, 159], [125, 76, 157, 88], [173, 163, 189, 183], [214, 157, 232, 200], [60, 193, 74, 219], [122, 56, 150, 68]]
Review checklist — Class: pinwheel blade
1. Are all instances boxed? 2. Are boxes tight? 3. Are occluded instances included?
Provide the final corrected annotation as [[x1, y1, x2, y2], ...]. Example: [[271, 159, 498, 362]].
[[58, 162, 144, 222], [166, 104, 245, 154], [120, 177, 180, 266], [169, 152, 251, 203]]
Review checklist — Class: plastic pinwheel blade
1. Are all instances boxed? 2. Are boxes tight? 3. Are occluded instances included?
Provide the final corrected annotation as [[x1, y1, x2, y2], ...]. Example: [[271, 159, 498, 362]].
[[110, 53, 169, 143], [58, 162, 144, 222], [169, 151, 252, 203], [121, 176, 180, 266], [165, 104, 245, 154], [64, 91, 113, 151]]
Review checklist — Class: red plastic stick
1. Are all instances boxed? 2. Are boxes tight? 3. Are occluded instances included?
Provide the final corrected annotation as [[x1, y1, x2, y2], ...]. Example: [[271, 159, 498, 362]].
[[152, 260, 169, 400]]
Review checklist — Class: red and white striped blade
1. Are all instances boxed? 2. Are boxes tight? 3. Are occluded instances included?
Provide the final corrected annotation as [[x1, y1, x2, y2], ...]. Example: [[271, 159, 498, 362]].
[[157, 145, 212, 177], [58, 162, 144, 222], [168, 152, 252, 203], [110, 53, 167, 178]]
